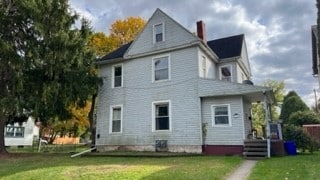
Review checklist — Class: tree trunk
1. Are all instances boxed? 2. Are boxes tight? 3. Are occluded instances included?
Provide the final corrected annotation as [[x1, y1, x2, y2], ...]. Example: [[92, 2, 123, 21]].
[[0, 114, 8, 154], [88, 94, 97, 149]]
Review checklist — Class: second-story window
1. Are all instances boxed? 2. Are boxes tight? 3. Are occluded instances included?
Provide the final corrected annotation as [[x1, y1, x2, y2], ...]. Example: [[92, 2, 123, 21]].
[[153, 55, 170, 81], [220, 65, 232, 82], [112, 64, 123, 88], [154, 23, 164, 43], [202, 56, 206, 78]]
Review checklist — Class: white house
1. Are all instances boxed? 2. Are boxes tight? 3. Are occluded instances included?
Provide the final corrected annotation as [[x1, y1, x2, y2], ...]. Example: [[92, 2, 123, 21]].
[[95, 9, 273, 155], [5, 117, 39, 146]]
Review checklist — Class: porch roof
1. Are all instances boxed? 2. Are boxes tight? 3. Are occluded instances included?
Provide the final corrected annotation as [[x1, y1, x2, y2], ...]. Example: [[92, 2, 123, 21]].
[[198, 78, 274, 103]]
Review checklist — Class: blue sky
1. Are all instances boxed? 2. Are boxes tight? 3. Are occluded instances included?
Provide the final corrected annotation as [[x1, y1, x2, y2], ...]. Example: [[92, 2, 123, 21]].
[[69, 0, 318, 107]]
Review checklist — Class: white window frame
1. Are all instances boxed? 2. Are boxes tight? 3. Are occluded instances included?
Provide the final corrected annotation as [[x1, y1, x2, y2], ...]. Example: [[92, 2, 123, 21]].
[[111, 63, 123, 88], [152, 100, 171, 132], [152, 54, 171, 82], [153, 23, 165, 43], [211, 104, 232, 127], [219, 65, 232, 82], [109, 104, 123, 133]]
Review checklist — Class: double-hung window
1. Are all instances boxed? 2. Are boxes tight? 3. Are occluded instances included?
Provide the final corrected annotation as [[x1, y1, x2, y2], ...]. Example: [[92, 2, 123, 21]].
[[153, 100, 171, 131], [153, 56, 170, 81], [212, 105, 231, 126], [110, 105, 123, 133], [220, 65, 232, 82], [154, 23, 164, 43], [112, 64, 123, 88]]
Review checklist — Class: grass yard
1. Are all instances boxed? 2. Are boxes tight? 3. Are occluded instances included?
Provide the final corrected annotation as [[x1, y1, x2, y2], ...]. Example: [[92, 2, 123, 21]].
[[249, 152, 320, 180], [0, 153, 242, 180]]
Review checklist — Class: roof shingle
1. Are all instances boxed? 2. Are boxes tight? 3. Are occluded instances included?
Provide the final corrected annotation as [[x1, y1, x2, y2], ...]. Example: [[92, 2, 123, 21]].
[[98, 42, 132, 62], [207, 34, 244, 59]]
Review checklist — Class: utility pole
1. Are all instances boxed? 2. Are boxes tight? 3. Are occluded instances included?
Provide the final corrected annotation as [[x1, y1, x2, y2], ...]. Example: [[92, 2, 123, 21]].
[[314, 89, 318, 113]]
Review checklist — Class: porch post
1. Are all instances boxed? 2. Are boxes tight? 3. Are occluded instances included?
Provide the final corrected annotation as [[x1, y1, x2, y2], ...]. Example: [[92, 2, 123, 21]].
[[264, 94, 271, 158]]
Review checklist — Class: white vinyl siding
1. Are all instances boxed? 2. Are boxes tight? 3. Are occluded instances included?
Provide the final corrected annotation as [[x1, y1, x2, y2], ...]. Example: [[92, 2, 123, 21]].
[[202, 56, 206, 77], [152, 100, 171, 132], [152, 55, 170, 82], [109, 105, 123, 133], [211, 104, 231, 127], [112, 64, 123, 88]]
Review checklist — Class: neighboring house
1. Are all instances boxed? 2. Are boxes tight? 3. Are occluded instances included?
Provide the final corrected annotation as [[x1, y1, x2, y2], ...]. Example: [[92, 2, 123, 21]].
[[95, 9, 274, 155], [312, 25, 320, 88], [5, 117, 39, 146]]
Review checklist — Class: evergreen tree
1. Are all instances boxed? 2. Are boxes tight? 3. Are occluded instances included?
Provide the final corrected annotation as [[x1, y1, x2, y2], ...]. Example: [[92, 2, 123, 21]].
[[0, 0, 98, 154], [280, 91, 309, 124]]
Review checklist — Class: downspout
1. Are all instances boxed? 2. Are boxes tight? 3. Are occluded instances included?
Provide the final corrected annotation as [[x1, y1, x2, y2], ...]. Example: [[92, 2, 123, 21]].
[[263, 92, 271, 158]]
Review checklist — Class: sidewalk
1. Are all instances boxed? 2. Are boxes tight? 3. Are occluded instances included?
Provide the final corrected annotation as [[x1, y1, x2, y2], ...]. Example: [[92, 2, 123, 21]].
[[226, 160, 257, 180]]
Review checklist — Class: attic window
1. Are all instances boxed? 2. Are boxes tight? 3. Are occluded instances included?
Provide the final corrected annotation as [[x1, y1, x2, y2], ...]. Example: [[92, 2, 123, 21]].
[[220, 65, 232, 82], [154, 23, 164, 43]]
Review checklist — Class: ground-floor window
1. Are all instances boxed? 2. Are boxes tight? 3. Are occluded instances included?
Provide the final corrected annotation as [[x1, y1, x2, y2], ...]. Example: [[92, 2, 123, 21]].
[[211, 104, 231, 126], [110, 105, 123, 133], [153, 100, 171, 131], [5, 126, 25, 137]]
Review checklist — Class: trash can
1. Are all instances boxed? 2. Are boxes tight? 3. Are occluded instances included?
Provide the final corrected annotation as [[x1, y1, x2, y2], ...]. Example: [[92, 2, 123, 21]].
[[284, 141, 297, 155]]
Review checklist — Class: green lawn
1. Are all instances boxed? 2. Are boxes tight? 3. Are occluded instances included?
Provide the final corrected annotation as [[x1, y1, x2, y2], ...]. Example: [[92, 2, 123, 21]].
[[249, 152, 320, 180], [0, 153, 242, 180]]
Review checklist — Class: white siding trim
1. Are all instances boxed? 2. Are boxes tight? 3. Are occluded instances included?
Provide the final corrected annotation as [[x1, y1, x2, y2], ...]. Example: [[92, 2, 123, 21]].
[[211, 104, 232, 127], [111, 63, 123, 88], [152, 54, 171, 83], [109, 104, 123, 134], [152, 100, 172, 132]]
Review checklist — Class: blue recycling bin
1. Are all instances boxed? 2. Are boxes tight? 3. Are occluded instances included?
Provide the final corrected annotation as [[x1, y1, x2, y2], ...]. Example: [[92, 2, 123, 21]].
[[284, 141, 297, 155]]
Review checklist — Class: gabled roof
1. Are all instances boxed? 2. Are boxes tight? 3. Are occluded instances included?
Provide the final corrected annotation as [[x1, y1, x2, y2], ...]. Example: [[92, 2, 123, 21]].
[[312, 25, 318, 75], [207, 34, 244, 59], [98, 42, 132, 62]]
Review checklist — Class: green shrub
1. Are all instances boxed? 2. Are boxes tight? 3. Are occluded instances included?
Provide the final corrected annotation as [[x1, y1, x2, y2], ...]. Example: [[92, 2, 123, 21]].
[[289, 111, 320, 126], [283, 125, 319, 153]]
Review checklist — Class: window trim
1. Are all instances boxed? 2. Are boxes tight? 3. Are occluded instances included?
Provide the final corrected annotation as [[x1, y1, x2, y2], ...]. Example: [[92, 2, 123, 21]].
[[152, 54, 171, 82], [153, 23, 165, 43], [219, 65, 232, 82], [111, 63, 123, 88], [152, 100, 171, 132], [109, 104, 123, 134], [211, 104, 232, 127]]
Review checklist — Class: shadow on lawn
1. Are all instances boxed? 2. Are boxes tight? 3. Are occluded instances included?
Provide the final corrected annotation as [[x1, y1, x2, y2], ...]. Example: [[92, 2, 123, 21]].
[[0, 153, 187, 178], [0, 152, 240, 179]]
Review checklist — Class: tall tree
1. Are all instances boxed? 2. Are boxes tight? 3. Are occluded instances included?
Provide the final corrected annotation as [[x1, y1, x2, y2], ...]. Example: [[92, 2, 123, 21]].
[[88, 17, 146, 58], [280, 91, 309, 124], [0, 0, 98, 154], [109, 16, 145, 48], [252, 80, 285, 134]]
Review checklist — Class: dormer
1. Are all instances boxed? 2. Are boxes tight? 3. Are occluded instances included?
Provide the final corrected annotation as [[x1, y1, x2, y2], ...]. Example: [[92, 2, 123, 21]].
[[207, 34, 252, 83]]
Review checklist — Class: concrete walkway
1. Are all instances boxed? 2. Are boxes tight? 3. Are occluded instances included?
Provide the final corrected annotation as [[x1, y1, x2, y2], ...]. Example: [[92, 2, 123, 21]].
[[226, 160, 257, 180]]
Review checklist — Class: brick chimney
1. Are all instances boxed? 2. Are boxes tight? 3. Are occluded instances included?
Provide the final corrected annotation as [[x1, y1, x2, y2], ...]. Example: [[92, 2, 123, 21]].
[[197, 20, 206, 42]]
